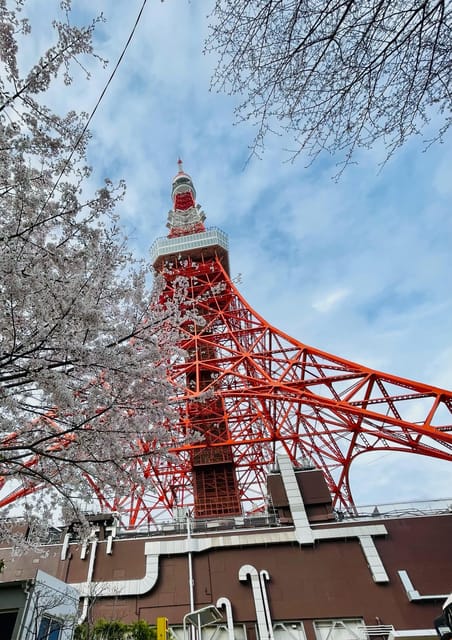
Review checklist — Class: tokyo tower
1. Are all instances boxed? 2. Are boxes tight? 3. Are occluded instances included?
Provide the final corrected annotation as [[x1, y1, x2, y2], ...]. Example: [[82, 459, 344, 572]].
[[105, 161, 452, 528], [2, 163, 452, 529]]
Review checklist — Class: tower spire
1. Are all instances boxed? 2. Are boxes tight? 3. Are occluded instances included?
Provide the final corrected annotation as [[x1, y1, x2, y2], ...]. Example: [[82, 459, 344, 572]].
[[167, 161, 206, 238]]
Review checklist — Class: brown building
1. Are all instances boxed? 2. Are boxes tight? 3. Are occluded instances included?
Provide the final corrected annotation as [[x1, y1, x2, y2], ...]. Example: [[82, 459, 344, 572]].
[[1, 457, 451, 640]]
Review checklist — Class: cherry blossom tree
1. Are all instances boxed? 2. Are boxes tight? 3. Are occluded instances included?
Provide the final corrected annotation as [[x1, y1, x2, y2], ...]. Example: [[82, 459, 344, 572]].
[[0, 1, 183, 533], [206, 0, 451, 170]]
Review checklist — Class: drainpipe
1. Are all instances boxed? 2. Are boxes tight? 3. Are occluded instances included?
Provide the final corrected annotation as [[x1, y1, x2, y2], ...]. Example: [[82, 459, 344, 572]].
[[217, 597, 234, 640], [259, 570, 274, 640], [78, 538, 98, 625], [239, 564, 270, 640]]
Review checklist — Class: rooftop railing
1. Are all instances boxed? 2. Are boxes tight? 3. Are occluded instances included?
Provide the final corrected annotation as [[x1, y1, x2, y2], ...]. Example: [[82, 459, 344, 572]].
[[150, 227, 228, 265], [2, 497, 451, 545], [336, 497, 452, 522]]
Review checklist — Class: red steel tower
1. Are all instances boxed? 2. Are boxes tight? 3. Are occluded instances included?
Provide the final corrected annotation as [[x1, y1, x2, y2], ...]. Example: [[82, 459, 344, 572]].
[[110, 162, 451, 528], [1, 163, 452, 528]]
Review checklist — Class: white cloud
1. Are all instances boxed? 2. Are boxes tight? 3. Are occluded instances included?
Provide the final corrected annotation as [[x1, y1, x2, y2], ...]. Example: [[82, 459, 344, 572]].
[[312, 288, 351, 313]]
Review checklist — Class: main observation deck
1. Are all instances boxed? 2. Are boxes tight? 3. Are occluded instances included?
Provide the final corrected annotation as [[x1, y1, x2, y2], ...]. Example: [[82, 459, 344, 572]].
[[150, 226, 230, 273]]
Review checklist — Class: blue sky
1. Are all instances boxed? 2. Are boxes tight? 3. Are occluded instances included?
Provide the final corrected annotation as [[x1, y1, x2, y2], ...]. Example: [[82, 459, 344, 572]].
[[22, 0, 452, 506]]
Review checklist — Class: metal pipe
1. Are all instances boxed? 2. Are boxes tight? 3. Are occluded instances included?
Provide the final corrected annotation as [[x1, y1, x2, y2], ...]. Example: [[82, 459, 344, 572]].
[[239, 564, 269, 640], [259, 570, 274, 640], [217, 597, 234, 640], [77, 537, 98, 625], [187, 511, 195, 639]]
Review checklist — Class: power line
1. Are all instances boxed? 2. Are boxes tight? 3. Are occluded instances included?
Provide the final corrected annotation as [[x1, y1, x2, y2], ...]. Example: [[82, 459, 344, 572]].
[[40, 0, 149, 216]]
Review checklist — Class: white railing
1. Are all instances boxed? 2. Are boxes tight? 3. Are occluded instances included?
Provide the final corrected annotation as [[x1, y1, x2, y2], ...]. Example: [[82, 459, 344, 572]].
[[337, 498, 452, 521], [150, 227, 228, 264]]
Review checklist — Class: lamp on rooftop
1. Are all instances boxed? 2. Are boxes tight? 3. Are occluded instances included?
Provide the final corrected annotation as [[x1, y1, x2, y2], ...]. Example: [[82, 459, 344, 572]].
[[183, 605, 223, 640]]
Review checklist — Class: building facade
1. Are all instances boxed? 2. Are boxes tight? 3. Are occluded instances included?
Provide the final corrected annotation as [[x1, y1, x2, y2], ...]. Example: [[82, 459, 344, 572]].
[[0, 569, 78, 640], [1, 461, 451, 639]]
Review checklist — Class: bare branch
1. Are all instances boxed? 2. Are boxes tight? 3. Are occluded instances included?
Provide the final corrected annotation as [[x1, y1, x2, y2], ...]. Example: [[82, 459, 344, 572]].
[[206, 0, 452, 169]]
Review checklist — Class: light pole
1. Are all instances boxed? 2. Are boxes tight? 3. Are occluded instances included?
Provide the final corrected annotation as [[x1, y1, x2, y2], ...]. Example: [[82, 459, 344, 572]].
[[186, 510, 195, 611], [183, 605, 223, 640]]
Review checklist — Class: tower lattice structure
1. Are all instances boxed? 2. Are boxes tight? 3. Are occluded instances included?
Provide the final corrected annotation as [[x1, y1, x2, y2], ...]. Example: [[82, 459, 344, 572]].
[[1, 164, 452, 528], [111, 163, 452, 527]]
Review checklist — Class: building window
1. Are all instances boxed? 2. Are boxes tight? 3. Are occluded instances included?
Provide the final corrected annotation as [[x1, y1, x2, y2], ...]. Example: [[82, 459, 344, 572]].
[[314, 618, 366, 640], [37, 616, 63, 640], [0, 610, 19, 640]]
